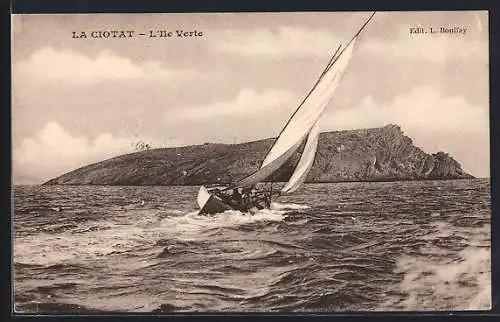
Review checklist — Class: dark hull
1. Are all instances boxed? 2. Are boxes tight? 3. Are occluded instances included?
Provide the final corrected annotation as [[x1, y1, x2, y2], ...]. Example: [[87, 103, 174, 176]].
[[197, 187, 271, 215], [198, 194, 235, 215]]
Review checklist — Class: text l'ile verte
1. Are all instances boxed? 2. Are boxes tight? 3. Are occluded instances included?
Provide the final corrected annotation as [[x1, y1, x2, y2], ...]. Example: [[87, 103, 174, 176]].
[[72, 30, 204, 39]]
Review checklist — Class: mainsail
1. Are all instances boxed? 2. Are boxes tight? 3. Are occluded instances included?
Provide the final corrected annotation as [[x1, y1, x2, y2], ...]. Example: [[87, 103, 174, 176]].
[[260, 40, 356, 171], [234, 13, 375, 192]]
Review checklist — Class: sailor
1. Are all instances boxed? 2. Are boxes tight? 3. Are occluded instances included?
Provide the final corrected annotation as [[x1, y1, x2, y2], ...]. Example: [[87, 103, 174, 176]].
[[249, 188, 258, 202], [242, 188, 253, 207], [233, 188, 243, 203]]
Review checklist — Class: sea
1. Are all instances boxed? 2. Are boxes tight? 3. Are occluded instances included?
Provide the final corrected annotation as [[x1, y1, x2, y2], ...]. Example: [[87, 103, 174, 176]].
[[12, 179, 491, 313]]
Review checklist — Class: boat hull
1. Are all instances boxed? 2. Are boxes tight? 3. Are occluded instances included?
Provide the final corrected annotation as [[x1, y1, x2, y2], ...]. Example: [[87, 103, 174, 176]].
[[198, 193, 235, 215], [197, 186, 235, 215], [197, 185, 271, 215]]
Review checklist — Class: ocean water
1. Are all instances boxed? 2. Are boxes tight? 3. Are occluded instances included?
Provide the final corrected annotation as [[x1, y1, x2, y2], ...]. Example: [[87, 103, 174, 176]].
[[12, 179, 491, 313]]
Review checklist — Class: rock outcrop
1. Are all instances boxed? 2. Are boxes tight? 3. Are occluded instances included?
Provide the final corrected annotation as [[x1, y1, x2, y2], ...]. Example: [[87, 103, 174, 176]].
[[44, 124, 473, 186]]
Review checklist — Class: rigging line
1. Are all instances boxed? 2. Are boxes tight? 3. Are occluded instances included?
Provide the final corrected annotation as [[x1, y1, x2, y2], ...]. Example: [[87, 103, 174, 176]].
[[226, 12, 376, 191], [256, 42, 341, 170], [324, 11, 376, 72], [223, 48, 339, 193], [256, 11, 377, 170], [317, 44, 343, 82]]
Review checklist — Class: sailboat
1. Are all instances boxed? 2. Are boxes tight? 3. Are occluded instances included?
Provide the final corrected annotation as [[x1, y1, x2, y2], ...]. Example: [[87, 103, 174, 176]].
[[197, 13, 376, 215]]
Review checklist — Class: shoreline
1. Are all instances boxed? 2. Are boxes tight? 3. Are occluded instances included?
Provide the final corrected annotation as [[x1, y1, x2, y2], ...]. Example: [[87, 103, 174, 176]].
[[13, 177, 488, 188]]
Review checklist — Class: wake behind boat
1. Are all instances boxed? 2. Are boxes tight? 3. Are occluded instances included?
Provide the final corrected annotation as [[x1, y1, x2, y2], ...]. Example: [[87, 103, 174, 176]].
[[197, 12, 376, 215]]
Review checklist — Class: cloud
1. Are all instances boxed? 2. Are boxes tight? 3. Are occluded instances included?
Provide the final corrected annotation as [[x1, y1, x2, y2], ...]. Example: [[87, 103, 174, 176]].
[[362, 34, 488, 63], [13, 47, 199, 85], [212, 24, 488, 64], [323, 86, 487, 132], [13, 122, 181, 183], [321, 86, 490, 177], [168, 87, 298, 120], [213, 26, 344, 57]]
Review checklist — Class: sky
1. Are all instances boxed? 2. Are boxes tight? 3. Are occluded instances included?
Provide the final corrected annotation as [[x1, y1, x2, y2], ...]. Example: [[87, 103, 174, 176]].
[[11, 11, 490, 184]]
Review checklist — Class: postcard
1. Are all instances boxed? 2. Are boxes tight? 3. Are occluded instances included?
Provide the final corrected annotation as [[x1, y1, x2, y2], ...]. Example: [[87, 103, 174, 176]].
[[12, 11, 490, 313]]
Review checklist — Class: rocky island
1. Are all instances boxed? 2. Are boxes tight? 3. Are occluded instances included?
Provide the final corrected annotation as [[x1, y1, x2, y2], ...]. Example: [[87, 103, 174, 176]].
[[43, 124, 473, 186]]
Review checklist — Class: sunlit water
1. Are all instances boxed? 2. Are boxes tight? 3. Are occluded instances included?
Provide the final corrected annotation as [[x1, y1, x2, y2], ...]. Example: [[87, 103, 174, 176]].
[[12, 179, 491, 313]]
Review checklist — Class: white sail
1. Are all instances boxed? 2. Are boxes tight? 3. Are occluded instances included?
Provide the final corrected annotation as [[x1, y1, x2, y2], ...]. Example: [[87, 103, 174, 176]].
[[235, 39, 357, 189], [261, 38, 356, 169], [235, 137, 306, 188], [281, 120, 320, 193]]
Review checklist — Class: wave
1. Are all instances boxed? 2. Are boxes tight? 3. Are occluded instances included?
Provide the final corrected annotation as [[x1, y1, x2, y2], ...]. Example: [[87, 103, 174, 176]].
[[13, 181, 490, 313], [13, 204, 293, 267], [388, 246, 491, 310], [270, 202, 310, 211], [14, 301, 104, 314], [157, 208, 288, 241], [152, 303, 186, 313]]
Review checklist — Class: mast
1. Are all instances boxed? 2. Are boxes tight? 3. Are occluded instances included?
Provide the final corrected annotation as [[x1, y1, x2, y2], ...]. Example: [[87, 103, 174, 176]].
[[258, 43, 342, 169], [228, 12, 376, 191], [259, 11, 376, 170]]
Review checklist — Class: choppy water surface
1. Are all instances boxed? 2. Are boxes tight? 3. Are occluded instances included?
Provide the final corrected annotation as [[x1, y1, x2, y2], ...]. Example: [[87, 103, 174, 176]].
[[13, 179, 491, 313]]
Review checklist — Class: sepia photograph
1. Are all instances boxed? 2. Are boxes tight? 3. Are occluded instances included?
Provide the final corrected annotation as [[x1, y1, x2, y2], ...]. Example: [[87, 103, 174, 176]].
[[11, 11, 490, 313]]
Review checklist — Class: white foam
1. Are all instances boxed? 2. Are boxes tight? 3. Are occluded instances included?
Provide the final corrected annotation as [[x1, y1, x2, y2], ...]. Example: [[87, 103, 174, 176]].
[[14, 222, 156, 268], [389, 246, 491, 310], [13, 207, 290, 267], [270, 202, 310, 210], [158, 208, 288, 241]]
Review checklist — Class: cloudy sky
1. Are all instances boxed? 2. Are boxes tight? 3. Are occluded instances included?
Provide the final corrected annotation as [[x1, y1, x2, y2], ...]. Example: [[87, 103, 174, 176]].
[[12, 11, 489, 184]]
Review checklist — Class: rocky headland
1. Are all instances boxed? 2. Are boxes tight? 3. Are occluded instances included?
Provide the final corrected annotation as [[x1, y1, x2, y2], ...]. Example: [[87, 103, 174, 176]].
[[43, 124, 473, 186]]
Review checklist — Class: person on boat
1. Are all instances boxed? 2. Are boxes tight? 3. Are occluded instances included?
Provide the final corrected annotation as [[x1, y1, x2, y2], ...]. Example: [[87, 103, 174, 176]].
[[241, 187, 255, 208], [242, 187, 252, 197], [249, 188, 260, 204], [218, 188, 238, 208], [232, 188, 243, 204], [227, 186, 266, 211]]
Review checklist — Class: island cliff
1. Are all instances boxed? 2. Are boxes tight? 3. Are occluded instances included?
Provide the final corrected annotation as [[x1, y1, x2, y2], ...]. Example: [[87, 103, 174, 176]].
[[43, 125, 473, 186]]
